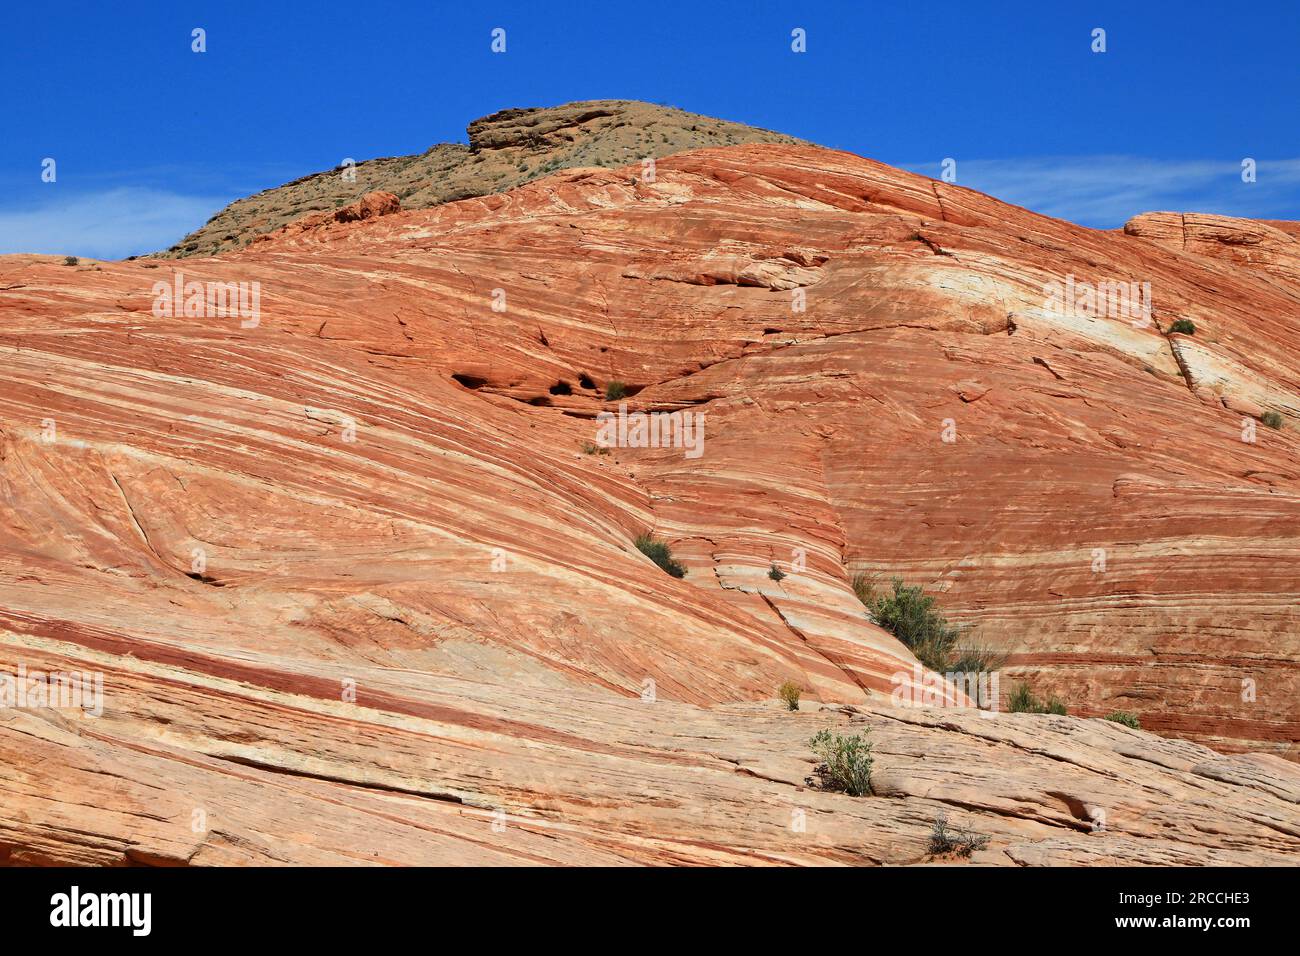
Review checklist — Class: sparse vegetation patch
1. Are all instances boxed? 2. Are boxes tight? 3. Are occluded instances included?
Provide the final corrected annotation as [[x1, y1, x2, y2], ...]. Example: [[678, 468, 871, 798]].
[[806, 727, 873, 796], [927, 812, 990, 857], [1007, 681, 1068, 715], [635, 532, 686, 578], [778, 681, 801, 711], [853, 575, 970, 674]]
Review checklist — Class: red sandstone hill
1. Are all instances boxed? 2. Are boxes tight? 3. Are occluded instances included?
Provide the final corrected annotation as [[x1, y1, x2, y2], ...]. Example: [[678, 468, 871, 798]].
[[154, 100, 804, 259], [1, 122, 1298, 864]]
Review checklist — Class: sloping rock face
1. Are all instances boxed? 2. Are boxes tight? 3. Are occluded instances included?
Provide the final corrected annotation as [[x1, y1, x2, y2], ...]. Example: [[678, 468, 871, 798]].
[[1125, 211, 1300, 288], [155, 100, 803, 259], [249, 190, 401, 245], [1, 140, 1298, 865]]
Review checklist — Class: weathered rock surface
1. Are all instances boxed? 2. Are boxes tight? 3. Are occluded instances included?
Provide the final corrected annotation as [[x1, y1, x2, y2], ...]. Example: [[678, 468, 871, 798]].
[[1125, 211, 1300, 288], [2, 134, 1299, 865], [156, 100, 803, 259], [4, 652, 1297, 865], [250, 191, 401, 245]]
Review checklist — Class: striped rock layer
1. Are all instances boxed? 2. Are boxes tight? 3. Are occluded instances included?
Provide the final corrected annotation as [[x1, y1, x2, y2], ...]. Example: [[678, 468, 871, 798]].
[[1, 141, 1298, 864]]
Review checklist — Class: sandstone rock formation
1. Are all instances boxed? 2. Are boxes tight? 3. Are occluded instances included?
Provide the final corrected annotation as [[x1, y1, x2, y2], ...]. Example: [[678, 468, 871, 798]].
[[249, 191, 401, 245], [2, 125, 1299, 865], [1125, 211, 1300, 288], [155, 100, 803, 259]]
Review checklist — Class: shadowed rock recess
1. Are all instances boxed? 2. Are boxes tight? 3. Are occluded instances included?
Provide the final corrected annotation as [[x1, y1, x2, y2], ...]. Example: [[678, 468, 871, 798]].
[[1, 101, 1298, 865]]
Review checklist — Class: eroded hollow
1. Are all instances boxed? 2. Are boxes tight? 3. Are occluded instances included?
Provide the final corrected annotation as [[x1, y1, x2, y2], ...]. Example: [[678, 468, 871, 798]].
[[185, 572, 225, 588]]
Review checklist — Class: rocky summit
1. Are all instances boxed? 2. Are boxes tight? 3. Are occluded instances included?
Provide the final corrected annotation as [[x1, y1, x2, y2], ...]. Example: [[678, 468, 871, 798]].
[[1, 102, 1298, 865], [155, 100, 803, 259]]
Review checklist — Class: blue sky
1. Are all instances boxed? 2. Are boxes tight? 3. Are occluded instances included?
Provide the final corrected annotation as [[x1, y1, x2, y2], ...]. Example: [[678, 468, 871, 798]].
[[3, 0, 1297, 259]]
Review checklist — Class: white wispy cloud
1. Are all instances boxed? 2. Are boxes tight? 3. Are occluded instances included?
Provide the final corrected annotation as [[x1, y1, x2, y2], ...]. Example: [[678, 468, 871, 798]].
[[0, 187, 233, 260], [903, 156, 1300, 228]]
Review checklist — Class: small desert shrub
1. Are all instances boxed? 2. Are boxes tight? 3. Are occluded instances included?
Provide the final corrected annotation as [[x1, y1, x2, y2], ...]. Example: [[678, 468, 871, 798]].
[[807, 727, 873, 796], [63, 255, 78, 266], [1169, 318, 1196, 335], [947, 642, 1008, 675], [859, 577, 964, 674], [927, 813, 990, 857], [1261, 411, 1284, 430], [1007, 681, 1068, 715], [605, 380, 628, 401], [1006, 682, 1036, 713], [1105, 711, 1141, 729], [634, 532, 686, 578], [851, 572, 876, 608], [768, 563, 786, 581], [580, 441, 609, 456], [778, 680, 801, 711]]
